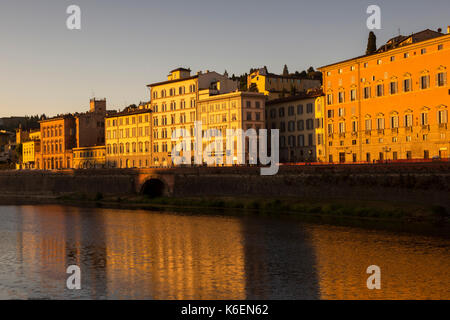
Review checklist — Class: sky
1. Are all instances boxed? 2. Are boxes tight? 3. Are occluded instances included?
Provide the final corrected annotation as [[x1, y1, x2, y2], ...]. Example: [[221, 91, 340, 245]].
[[1, 0, 450, 117]]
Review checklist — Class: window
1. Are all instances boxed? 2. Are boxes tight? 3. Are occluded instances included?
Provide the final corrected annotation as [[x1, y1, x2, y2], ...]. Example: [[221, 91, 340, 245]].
[[279, 107, 285, 117], [297, 104, 304, 114], [390, 56, 395, 62], [437, 72, 447, 87], [327, 110, 334, 118], [390, 115, 399, 128], [421, 75, 430, 89], [390, 81, 398, 94], [376, 84, 384, 97], [404, 114, 413, 127], [377, 59, 382, 65], [365, 119, 372, 131], [364, 87, 371, 99], [307, 103, 313, 113], [297, 120, 304, 131], [377, 118, 385, 130], [421, 112, 428, 125], [327, 94, 333, 105], [421, 48, 427, 55], [288, 121, 295, 132], [327, 123, 334, 134], [298, 135, 305, 147], [438, 44, 444, 51], [403, 78, 412, 92], [404, 53, 409, 58], [339, 122, 345, 133], [338, 108, 345, 117], [352, 120, 358, 132], [288, 106, 294, 116], [350, 89, 357, 101], [338, 92, 345, 103], [438, 110, 448, 124], [306, 119, 314, 130]]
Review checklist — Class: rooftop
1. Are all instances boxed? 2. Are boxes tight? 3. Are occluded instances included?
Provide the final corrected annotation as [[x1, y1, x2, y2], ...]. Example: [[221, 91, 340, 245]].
[[319, 28, 449, 70]]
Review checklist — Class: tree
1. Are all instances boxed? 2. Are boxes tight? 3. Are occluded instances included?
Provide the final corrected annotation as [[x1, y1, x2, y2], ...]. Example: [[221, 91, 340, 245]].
[[366, 31, 377, 55], [283, 64, 289, 76], [307, 66, 315, 74]]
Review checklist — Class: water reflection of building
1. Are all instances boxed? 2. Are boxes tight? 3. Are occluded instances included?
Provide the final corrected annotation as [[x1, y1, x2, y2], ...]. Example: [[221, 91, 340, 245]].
[[17, 206, 108, 299], [308, 225, 450, 299], [240, 217, 320, 299], [103, 212, 247, 299]]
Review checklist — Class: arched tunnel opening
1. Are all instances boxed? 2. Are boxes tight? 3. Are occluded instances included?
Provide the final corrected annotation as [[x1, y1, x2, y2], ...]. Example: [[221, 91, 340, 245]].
[[141, 179, 165, 198]]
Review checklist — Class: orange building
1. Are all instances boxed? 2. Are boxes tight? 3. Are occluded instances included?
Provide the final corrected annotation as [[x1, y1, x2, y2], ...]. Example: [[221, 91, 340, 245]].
[[39, 115, 76, 170], [319, 28, 450, 163]]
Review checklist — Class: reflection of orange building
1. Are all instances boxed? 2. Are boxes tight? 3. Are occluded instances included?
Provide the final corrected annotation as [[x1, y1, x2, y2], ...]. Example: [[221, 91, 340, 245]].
[[103, 212, 246, 299], [319, 28, 450, 163], [308, 225, 450, 300]]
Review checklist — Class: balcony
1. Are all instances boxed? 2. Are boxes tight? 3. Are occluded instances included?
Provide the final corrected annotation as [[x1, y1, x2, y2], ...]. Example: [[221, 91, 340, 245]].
[[439, 123, 448, 130], [377, 129, 385, 135], [339, 133, 346, 138], [421, 125, 430, 131], [351, 131, 358, 137], [405, 126, 413, 133], [391, 128, 398, 134], [365, 130, 372, 136]]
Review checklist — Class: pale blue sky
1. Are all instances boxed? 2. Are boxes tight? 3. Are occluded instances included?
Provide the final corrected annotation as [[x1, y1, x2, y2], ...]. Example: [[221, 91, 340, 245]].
[[1, 0, 449, 117]]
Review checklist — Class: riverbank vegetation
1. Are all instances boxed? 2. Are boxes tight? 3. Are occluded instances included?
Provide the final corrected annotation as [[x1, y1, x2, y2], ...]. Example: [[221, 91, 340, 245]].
[[55, 192, 449, 223]]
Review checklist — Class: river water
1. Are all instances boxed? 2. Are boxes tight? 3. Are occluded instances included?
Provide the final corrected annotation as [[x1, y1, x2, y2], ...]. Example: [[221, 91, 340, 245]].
[[0, 205, 448, 300]]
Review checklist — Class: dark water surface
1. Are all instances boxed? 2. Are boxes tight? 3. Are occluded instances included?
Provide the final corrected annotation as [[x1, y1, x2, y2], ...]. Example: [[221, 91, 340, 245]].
[[0, 205, 448, 299]]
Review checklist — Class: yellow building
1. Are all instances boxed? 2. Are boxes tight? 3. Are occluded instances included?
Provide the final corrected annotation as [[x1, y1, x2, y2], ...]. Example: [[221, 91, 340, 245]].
[[147, 68, 238, 167], [314, 95, 326, 162], [266, 92, 322, 163], [73, 145, 106, 169], [105, 105, 152, 168], [319, 28, 450, 163], [22, 130, 41, 169], [198, 89, 266, 164], [247, 67, 321, 100]]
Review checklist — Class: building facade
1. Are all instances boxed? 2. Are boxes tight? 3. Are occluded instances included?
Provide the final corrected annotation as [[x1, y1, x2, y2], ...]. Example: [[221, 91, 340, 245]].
[[105, 106, 152, 168], [73, 145, 106, 169], [147, 68, 238, 167], [198, 90, 266, 164], [22, 130, 41, 169], [319, 28, 450, 163], [248, 67, 321, 100], [75, 98, 107, 148], [39, 116, 76, 170], [266, 93, 322, 163]]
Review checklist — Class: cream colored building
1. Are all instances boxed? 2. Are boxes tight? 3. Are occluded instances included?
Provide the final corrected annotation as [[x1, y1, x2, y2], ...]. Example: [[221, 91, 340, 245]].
[[266, 92, 322, 163], [198, 89, 266, 164], [147, 68, 238, 167], [73, 145, 106, 169], [248, 67, 321, 100], [22, 130, 41, 169], [105, 104, 152, 168]]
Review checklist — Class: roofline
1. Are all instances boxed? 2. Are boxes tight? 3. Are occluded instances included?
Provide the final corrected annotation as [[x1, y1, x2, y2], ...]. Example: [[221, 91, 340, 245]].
[[198, 91, 266, 102], [266, 92, 324, 105], [147, 75, 199, 88], [319, 32, 450, 70], [105, 108, 152, 119]]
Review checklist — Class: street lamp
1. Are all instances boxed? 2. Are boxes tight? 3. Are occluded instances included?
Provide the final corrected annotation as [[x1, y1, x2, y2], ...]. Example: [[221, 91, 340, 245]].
[[382, 146, 391, 162]]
